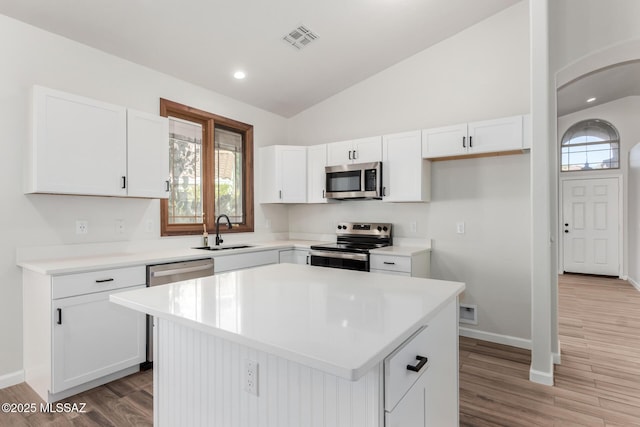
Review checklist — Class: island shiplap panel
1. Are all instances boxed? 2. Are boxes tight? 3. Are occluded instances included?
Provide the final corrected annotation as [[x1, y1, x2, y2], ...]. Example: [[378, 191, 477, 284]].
[[155, 318, 383, 427]]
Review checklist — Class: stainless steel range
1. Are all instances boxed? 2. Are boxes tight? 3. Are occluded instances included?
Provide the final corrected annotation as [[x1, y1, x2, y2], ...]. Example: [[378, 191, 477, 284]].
[[310, 222, 392, 271]]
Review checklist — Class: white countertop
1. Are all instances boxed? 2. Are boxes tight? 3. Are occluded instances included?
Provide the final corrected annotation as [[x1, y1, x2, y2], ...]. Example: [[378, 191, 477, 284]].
[[17, 239, 429, 275], [17, 240, 325, 275], [369, 245, 430, 256], [110, 263, 464, 381]]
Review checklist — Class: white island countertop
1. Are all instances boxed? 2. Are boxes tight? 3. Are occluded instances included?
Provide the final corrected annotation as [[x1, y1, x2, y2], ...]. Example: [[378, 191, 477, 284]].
[[111, 263, 464, 381]]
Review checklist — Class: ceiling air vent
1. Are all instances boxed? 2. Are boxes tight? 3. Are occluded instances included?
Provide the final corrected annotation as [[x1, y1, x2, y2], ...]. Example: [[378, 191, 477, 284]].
[[283, 25, 319, 50]]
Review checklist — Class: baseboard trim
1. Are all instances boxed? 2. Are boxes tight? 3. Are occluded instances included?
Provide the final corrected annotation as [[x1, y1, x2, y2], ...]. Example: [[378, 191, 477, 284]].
[[530, 367, 554, 386], [629, 277, 640, 292], [459, 327, 531, 350], [553, 352, 561, 365], [0, 370, 24, 389]]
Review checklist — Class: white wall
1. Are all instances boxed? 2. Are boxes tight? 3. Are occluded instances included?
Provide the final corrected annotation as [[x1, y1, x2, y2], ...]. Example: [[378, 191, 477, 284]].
[[288, 2, 532, 342], [629, 143, 640, 288], [0, 14, 289, 380], [550, 0, 640, 73], [558, 96, 640, 279]]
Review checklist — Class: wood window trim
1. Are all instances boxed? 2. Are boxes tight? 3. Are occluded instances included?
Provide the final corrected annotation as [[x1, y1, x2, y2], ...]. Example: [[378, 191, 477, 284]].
[[160, 98, 254, 236]]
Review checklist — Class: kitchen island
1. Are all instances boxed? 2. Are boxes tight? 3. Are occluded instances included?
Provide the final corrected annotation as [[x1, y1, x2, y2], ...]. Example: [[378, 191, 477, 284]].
[[110, 263, 464, 427]]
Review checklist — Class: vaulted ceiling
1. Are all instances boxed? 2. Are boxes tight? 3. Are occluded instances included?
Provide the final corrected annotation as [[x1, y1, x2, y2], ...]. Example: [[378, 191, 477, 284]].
[[0, 0, 519, 117]]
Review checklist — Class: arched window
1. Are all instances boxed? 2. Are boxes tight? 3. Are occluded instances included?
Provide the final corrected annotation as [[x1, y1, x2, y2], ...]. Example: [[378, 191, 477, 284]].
[[561, 119, 620, 172]]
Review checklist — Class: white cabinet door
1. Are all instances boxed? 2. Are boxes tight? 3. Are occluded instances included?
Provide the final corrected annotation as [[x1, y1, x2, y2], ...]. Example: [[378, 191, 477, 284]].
[[307, 144, 328, 203], [352, 136, 382, 163], [126, 109, 170, 198], [385, 369, 428, 427], [326, 137, 381, 166], [51, 285, 146, 393], [326, 140, 353, 166], [214, 250, 280, 273], [279, 249, 310, 265], [421, 124, 467, 159], [259, 145, 307, 203], [467, 115, 523, 155], [382, 131, 430, 202], [30, 85, 127, 196]]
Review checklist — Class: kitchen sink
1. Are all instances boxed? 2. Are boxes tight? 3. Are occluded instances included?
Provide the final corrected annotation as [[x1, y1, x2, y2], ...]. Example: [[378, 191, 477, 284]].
[[193, 245, 253, 251]]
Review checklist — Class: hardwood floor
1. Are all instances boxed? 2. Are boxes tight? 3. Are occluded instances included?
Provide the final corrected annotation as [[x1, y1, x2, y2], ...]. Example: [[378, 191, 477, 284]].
[[1, 273, 639, 426], [460, 273, 640, 426], [0, 370, 153, 427]]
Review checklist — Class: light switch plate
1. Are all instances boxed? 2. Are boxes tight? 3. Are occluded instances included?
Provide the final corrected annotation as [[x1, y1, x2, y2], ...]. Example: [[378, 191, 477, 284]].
[[456, 222, 465, 234]]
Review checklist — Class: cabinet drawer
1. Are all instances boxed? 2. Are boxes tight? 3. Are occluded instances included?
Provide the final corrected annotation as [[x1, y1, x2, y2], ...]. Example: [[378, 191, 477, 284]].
[[52, 266, 145, 299], [385, 325, 432, 411], [370, 255, 411, 273]]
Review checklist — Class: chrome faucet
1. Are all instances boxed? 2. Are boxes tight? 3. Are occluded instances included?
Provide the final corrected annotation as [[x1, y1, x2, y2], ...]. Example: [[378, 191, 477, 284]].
[[215, 214, 232, 246]]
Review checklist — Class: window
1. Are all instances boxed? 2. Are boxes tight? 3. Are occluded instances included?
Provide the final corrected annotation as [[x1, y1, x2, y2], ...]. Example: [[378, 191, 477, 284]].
[[160, 99, 254, 236], [561, 119, 620, 172]]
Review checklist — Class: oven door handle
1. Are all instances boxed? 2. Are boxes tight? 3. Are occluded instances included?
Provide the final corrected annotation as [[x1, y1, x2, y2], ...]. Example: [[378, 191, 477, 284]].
[[309, 250, 369, 261]]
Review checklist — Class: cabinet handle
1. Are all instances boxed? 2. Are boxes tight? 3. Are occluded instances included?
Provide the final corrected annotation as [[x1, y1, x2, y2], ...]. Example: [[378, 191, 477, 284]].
[[56, 308, 62, 325], [95, 278, 114, 283], [462, 136, 466, 148], [279, 190, 282, 199], [306, 255, 310, 265], [469, 136, 473, 148], [121, 176, 127, 189], [382, 186, 386, 196], [406, 355, 428, 372], [165, 180, 170, 192], [353, 150, 357, 160], [322, 189, 325, 198], [383, 261, 396, 265], [348, 150, 352, 160]]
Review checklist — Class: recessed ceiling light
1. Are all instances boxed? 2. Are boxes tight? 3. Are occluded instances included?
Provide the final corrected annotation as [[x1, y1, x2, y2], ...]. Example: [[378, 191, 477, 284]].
[[586, 97, 596, 103], [233, 71, 246, 80]]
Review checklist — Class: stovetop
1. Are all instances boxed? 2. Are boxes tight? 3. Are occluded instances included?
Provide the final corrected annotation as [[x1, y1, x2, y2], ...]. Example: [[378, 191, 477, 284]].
[[309, 242, 387, 254], [310, 222, 393, 254]]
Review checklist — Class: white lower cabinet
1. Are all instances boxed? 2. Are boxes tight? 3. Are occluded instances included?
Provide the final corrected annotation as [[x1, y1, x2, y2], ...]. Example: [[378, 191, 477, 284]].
[[370, 252, 430, 278], [385, 369, 429, 427], [384, 300, 458, 426], [214, 249, 280, 273], [52, 286, 146, 393], [23, 266, 146, 402], [154, 298, 458, 426], [278, 248, 310, 265]]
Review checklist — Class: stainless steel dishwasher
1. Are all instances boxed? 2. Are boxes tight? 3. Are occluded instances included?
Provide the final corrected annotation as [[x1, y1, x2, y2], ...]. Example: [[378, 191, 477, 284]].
[[142, 258, 215, 369]]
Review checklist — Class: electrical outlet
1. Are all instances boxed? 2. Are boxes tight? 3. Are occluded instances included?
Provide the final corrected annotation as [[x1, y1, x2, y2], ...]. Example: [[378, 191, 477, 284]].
[[244, 359, 258, 396], [456, 222, 465, 234], [115, 219, 125, 234], [75, 220, 88, 235], [410, 221, 417, 233], [145, 220, 154, 233]]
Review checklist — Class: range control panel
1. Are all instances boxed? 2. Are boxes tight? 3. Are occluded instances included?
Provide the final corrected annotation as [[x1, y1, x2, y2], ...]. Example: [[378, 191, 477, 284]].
[[336, 222, 392, 237]]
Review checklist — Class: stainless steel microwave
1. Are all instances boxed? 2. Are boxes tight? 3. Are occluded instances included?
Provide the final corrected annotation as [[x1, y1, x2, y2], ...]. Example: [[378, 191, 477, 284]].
[[325, 162, 382, 200]]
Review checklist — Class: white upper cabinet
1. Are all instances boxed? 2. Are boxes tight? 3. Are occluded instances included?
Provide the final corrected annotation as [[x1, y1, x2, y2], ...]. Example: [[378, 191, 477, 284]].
[[306, 144, 328, 204], [259, 145, 307, 203], [29, 85, 128, 196], [28, 86, 169, 198], [126, 109, 169, 198], [326, 136, 382, 166], [421, 123, 467, 159], [422, 115, 526, 159], [382, 131, 430, 203]]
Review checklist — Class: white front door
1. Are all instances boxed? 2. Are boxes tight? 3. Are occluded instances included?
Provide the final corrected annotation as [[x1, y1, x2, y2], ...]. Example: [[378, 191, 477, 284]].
[[562, 178, 620, 276]]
